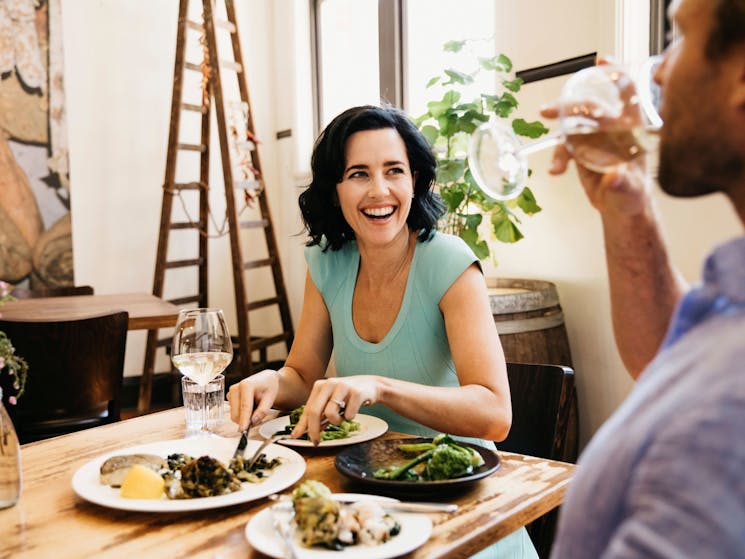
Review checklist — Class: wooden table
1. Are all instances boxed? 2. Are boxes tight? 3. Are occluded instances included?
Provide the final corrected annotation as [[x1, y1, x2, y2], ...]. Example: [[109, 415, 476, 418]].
[[0, 292, 180, 331], [1, 408, 575, 559]]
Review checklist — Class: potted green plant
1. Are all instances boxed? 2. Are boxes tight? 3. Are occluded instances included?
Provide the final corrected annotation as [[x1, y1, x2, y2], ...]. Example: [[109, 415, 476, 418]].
[[412, 40, 549, 261]]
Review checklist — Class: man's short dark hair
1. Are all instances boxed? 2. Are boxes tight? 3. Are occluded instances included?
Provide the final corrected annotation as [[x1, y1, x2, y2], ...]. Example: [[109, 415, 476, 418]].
[[299, 105, 445, 251], [706, 0, 745, 58]]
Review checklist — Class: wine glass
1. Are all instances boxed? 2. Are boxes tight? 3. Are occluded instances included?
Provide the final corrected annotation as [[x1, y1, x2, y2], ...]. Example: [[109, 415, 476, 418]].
[[468, 56, 663, 200], [171, 308, 233, 435]]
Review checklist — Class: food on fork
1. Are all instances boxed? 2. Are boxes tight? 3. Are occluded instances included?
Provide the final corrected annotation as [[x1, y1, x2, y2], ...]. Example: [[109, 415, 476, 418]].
[[290, 480, 400, 550]]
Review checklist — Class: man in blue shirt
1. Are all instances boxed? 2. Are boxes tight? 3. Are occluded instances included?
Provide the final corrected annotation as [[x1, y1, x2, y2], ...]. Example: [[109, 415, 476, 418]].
[[544, 0, 745, 556]]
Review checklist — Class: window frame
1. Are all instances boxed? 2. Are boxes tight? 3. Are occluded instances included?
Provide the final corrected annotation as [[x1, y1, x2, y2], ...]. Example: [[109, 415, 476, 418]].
[[310, 0, 405, 134]]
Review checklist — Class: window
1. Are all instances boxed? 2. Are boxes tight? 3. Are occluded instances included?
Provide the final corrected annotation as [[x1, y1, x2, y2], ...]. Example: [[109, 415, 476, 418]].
[[312, 0, 498, 126], [650, 0, 675, 54], [313, 0, 380, 128], [404, 0, 496, 118]]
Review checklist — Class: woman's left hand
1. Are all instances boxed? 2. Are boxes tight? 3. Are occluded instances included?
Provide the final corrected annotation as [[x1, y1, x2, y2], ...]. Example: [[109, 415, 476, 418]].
[[291, 376, 378, 445]]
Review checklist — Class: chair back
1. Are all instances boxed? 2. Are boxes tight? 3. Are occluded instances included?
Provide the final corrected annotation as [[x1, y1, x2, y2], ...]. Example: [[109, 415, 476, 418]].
[[501, 362, 575, 461], [9, 285, 94, 299], [0, 311, 128, 443], [499, 362, 575, 558]]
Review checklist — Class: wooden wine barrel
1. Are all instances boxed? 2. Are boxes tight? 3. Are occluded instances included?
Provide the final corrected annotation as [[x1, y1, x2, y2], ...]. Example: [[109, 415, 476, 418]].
[[488, 278, 579, 462]]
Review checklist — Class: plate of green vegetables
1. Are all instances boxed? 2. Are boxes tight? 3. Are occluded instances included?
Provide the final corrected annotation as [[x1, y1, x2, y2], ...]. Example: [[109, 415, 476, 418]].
[[334, 434, 500, 493], [258, 407, 388, 448]]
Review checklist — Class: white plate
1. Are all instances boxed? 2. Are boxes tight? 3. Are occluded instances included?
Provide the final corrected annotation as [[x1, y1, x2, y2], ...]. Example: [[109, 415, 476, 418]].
[[71, 436, 306, 512], [258, 414, 388, 448], [245, 493, 432, 559]]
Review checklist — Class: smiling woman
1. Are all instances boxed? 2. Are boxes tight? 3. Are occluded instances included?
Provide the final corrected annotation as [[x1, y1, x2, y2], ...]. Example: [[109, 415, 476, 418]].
[[228, 104, 538, 558]]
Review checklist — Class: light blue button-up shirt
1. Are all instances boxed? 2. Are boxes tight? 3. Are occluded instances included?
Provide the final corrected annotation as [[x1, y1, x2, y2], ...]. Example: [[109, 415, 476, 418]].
[[551, 235, 745, 558]]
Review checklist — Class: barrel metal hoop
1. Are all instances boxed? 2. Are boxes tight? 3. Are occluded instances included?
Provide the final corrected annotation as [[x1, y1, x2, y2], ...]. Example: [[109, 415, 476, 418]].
[[495, 312, 566, 334]]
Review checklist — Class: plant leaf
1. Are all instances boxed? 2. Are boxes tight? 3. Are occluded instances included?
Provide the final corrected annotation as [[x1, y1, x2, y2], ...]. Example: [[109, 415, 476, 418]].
[[484, 92, 519, 118], [460, 228, 490, 260], [443, 68, 474, 86], [427, 90, 461, 118], [420, 125, 439, 146], [492, 214, 524, 243], [437, 159, 466, 184], [516, 187, 542, 215], [478, 53, 513, 73], [440, 186, 465, 212], [426, 76, 441, 88], [456, 110, 489, 134], [444, 40, 466, 53], [512, 118, 549, 139], [502, 77, 523, 92], [464, 213, 483, 230], [438, 112, 462, 137]]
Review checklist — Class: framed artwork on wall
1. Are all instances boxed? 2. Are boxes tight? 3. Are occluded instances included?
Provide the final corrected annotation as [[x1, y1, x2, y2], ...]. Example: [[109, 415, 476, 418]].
[[0, 0, 72, 290]]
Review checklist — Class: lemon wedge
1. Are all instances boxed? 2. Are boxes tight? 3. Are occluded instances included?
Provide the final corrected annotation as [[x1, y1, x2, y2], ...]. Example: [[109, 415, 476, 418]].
[[120, 464, 165, 499]]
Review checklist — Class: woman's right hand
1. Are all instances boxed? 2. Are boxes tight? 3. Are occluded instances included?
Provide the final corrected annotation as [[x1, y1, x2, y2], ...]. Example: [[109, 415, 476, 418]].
[[227, 369, 281, 431]]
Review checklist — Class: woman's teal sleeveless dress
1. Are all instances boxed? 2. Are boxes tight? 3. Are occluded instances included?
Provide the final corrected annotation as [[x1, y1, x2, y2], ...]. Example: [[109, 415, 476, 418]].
[[305, 232, 538, 559]]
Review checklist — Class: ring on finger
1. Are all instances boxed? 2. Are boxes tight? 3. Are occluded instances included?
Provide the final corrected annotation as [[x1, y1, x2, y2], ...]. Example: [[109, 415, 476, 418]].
[[330, 398, 346, 409]]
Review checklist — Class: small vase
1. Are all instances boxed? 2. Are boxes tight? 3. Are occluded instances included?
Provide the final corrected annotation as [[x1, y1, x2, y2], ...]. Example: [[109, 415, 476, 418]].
[[0, 387, 22, 508]]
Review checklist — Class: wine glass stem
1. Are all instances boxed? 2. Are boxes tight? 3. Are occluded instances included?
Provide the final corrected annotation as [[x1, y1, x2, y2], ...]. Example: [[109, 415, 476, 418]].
[[518, 132, 564, 157], [201, 385, 208, 431]]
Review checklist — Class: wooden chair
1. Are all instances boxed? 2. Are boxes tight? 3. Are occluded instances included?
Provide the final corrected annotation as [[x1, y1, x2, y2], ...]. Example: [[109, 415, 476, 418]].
[[500, 362, 576, 558], [0, 311, 128, 444], [9, 285, 94, 299]]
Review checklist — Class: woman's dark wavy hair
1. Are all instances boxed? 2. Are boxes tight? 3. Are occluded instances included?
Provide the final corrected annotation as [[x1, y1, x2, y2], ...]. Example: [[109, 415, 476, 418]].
[[299, 105, 445, 251]]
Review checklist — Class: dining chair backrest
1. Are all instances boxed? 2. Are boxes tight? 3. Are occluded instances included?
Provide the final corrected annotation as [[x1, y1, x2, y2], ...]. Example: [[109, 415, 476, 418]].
[[0, 310, 128, 444], [500, 361, 575, 461], [499, 361, 576, 558], [9, 285, 94, 299]]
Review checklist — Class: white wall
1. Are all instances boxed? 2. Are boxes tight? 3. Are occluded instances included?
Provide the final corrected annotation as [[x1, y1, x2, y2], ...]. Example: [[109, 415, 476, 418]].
[[61, 0, 292, 377], [60, 1, 742, 448]]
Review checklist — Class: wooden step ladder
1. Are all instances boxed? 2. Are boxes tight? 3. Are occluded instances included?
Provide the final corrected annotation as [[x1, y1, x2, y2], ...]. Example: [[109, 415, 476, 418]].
[[138, 0, 294, 414]]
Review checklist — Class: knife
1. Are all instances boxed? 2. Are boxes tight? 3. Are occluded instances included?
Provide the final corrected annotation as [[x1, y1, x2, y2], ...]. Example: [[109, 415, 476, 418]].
[[332, 497, 458, 513], [270, 494, 457, 514], [232, 429, 249, 459]]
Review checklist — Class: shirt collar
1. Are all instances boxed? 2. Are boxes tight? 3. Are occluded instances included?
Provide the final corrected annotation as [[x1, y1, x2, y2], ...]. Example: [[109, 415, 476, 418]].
[[702, 235, 745, 304]]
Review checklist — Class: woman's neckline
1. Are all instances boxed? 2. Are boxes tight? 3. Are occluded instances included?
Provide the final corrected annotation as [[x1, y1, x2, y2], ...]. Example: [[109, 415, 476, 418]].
[[349, 231, 421, 346]]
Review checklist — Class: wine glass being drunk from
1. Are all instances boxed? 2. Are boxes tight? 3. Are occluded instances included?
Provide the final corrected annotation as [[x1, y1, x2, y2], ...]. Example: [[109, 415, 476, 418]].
[[468, 56, 663, 200], [172, 308, 233, 435]]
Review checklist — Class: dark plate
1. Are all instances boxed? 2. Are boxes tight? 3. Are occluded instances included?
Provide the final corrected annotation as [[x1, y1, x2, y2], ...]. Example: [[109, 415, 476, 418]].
[[334, 437, 500, 493]]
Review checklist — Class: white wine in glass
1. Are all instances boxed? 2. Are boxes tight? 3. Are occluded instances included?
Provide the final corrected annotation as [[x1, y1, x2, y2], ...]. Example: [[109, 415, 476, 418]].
[[172, 308, 233, 434], [469, 56, 663, 200]]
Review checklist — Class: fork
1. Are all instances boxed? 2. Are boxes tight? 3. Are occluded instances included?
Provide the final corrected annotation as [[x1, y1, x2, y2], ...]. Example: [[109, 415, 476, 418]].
[[271, 503, 300, 559], [244, 432, 293, 469], [244, 415, 334, 469]]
